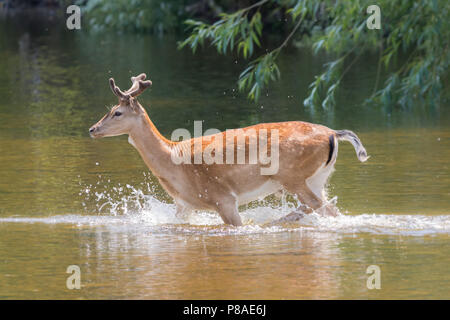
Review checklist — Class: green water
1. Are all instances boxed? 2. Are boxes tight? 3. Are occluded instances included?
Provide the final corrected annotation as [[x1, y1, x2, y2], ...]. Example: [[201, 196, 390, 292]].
[[0, 12, 449, 299]]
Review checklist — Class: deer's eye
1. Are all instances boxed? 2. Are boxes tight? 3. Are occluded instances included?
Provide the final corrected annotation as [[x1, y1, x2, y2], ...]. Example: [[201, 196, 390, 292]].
[[114, 111, 122, 117]]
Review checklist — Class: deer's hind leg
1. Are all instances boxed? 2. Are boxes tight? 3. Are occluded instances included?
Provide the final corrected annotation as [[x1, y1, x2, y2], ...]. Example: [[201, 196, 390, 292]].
[[280, 179, 338, 220], [266, 182, 320, 225], [285, 182, 323, 213], [291, 183, 339, 217]]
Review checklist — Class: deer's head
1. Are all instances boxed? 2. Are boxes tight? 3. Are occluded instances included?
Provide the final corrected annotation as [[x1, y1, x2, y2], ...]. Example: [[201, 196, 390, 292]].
[[89, 73, 152, 138]]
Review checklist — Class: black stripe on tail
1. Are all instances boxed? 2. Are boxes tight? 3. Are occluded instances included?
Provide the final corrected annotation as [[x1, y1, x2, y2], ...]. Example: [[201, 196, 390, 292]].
[[326, 134, 335, 165]]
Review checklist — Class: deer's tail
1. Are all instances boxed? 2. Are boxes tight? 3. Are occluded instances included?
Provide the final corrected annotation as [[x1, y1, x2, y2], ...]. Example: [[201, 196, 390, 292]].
[[335, 130, 369, 162]]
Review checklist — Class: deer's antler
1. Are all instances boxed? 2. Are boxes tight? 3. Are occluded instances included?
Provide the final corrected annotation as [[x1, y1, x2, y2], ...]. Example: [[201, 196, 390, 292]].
[[127, 73, 152, 98], [109, 73, 152, 101], [109, 78, 129, 100]]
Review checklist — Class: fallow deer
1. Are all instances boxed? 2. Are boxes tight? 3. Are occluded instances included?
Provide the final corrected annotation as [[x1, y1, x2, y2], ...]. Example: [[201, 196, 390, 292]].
[[89, 73, 368, 226]]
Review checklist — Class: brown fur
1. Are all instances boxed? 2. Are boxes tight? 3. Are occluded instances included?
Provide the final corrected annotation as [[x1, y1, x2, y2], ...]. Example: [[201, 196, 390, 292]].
[[90, 74, 368, 226]]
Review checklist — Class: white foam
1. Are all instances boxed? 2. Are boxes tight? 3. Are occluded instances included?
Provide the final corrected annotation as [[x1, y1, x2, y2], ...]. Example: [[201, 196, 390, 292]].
[[1, 193, 449, 236], [1, 182, 449, 236]]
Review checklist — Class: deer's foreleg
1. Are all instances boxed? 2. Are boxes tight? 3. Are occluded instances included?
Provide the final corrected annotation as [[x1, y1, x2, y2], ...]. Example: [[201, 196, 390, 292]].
[[175, 203, 191, 221], [214, 195, 242, 226]]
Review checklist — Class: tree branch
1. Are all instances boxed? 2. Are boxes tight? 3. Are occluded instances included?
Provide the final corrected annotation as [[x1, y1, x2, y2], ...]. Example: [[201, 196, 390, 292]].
[[239, 0, 269, 14], [273, 15, 304, 54]]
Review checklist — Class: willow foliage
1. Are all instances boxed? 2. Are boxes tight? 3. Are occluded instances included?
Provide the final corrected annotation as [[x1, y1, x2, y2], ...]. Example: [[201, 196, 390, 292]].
[[79, 0, 189, 34], [180, 0, 449, 109]]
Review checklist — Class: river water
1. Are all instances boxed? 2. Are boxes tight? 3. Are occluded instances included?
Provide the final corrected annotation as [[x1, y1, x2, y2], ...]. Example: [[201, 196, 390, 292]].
[[0, 12, 449, 299]]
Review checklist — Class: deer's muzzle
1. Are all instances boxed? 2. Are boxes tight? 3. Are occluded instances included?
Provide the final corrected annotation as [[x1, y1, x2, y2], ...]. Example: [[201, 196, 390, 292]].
[[89, 125, 101, 138]]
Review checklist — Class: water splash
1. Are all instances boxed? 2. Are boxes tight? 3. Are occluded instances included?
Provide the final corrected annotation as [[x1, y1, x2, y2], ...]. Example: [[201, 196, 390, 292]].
[[1, 180, 449, 236]]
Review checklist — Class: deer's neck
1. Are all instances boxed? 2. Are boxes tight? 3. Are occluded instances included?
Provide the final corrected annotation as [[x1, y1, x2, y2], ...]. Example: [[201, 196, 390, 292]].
[[128, 113, 175, 178]]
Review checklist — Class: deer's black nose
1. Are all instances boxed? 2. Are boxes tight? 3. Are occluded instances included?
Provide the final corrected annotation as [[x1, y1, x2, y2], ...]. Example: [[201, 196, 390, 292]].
[[89, 127, 95, 133]]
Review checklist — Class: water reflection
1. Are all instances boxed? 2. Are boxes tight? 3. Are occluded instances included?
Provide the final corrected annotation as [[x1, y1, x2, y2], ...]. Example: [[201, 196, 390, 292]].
[[0, 12, 449, 300], [1, 220, 447, 299], [71, 226, 345, 299]]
